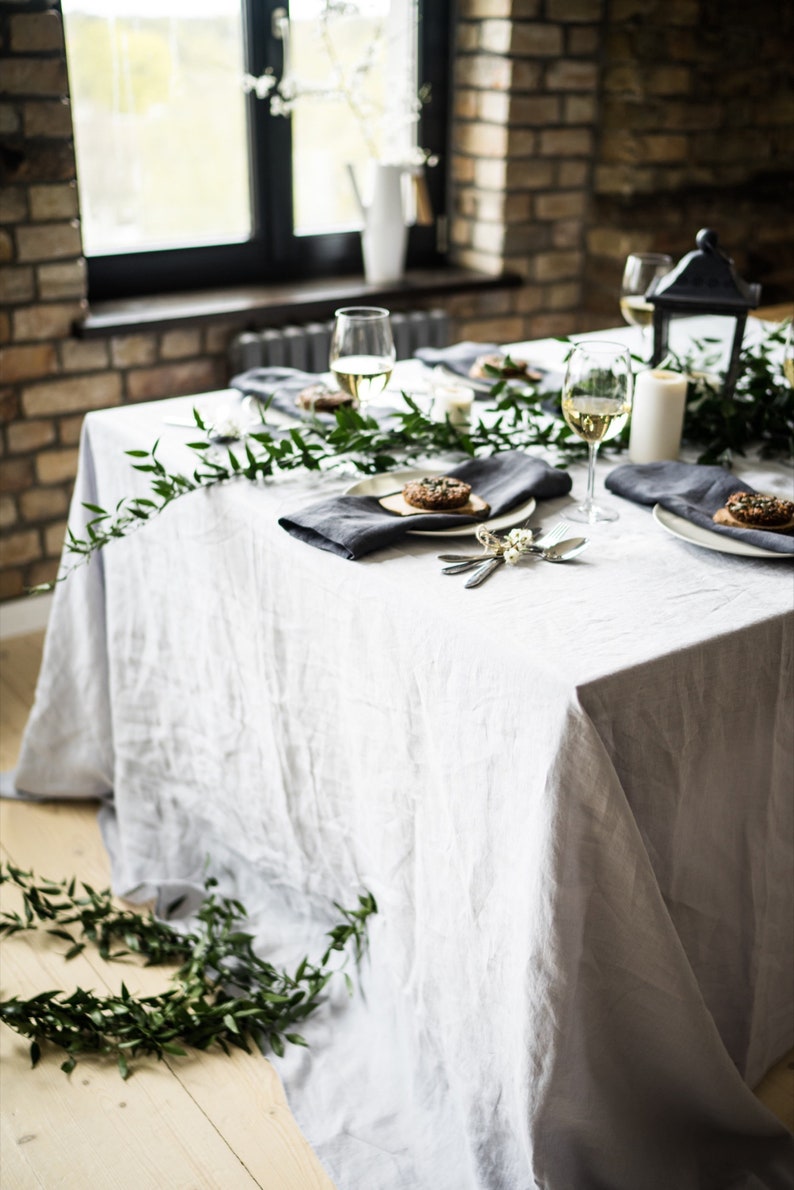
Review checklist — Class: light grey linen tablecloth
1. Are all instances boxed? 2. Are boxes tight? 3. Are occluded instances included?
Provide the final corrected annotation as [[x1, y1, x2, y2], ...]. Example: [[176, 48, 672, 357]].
[[9, 381, 794, 1189]]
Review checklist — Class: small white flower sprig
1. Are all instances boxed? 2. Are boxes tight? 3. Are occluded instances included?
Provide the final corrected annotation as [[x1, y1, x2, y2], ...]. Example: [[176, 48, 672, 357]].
[[475, 525, 537, 566]]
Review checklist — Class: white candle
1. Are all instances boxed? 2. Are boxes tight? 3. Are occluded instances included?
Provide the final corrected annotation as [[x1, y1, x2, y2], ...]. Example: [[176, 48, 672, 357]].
[[628, 369, 688, 464], [431, 381, 474, 427]]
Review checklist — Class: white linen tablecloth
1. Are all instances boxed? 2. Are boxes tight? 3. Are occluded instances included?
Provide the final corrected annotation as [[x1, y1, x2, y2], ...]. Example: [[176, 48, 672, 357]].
[[9, 333, 794, 1189]]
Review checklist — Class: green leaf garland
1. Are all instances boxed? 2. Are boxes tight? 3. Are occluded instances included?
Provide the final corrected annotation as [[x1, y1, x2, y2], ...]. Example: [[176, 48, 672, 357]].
[[28, 325, 793, 595], [0, 863, 377, 1079]]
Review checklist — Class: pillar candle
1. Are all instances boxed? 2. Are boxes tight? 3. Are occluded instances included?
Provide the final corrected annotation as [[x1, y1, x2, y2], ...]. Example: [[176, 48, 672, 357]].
[[431, 380, 474, 427], [628, 369, 688, 464]]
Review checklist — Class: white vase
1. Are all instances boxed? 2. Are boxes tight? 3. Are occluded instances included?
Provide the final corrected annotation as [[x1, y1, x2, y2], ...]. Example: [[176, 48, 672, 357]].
[[351, 161, 408, 285]]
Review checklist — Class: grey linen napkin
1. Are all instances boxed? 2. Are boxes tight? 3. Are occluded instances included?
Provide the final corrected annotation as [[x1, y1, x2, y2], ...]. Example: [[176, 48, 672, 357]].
[[279, 452, 572, 560], [415, 341, 561, 406], [605, 461, 794, 555], [229, 366, 393, 423], [414, 341, 498, 382]]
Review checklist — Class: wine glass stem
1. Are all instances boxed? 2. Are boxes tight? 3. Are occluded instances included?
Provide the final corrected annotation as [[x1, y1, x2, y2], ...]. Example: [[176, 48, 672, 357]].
[[585, 440, 599, 509]]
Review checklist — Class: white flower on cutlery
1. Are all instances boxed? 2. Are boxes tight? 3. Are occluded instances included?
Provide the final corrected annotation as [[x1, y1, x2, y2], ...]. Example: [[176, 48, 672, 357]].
[[476, 525, 537, 564]]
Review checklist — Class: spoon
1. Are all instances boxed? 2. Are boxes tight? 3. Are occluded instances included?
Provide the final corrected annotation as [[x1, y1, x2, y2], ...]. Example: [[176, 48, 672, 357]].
[[537, 538, 589, 562]]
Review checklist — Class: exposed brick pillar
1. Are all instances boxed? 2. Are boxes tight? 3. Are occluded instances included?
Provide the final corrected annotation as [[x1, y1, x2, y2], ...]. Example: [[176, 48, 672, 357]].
[[1, 2, 227, 599], [0, 1, 90, 596], [448, 0, 605, 341]]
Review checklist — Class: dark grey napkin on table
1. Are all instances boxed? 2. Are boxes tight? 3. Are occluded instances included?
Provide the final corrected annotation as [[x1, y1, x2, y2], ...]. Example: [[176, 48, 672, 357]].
[[230, 366, 393, 423], [606, 461, 794, 554], [414, 341, 498, 385], [415, 342, 562, 408], [278, 452, 572, 560]]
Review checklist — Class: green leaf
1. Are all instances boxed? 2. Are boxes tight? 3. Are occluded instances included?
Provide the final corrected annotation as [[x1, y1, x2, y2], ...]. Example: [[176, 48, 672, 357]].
[[30, 1041, 41, 1068]]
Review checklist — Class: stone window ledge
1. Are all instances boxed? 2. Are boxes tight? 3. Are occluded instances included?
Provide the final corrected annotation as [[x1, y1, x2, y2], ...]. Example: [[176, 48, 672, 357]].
[[78, 268, 522, 339]]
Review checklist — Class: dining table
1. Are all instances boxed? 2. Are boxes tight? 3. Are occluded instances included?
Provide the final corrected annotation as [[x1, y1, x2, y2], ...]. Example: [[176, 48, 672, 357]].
[[6, 318, 794, 1190]]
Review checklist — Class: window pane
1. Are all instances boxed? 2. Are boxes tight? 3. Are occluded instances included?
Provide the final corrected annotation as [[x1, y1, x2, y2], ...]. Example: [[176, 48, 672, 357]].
[[62, 0, 251, 256], [288, 0, 419, 236]]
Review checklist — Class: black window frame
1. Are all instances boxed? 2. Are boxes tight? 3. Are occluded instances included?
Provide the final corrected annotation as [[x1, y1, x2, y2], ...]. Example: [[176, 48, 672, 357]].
[[86, 0, 451, 302]]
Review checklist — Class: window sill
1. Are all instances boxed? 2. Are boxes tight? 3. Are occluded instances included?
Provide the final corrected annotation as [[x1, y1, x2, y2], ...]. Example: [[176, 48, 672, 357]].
[[77, 268, 522, 339]]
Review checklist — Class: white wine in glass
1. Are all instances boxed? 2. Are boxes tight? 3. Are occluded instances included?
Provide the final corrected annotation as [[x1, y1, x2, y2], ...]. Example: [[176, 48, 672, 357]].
[[562, 341, 633, 524], [620, 253, 673, 353], [330, 306, 396, 412], [784, 319, 794, 389]]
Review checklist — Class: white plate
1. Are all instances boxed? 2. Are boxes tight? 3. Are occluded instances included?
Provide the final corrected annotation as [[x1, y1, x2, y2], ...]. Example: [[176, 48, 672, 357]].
[[345, 468, 536, 538], [652, 504, 792, 559]]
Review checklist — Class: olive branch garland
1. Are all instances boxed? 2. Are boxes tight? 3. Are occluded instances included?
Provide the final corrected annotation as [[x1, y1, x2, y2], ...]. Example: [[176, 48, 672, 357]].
[[669, 321, 793, 465], [0, 863, 377, 1080], [29, 325, 793, 595], [31, 373, 589, 593]]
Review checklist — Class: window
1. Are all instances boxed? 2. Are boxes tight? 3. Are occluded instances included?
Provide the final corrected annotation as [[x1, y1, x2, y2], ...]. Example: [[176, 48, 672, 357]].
[[61, 0, 450, 300]]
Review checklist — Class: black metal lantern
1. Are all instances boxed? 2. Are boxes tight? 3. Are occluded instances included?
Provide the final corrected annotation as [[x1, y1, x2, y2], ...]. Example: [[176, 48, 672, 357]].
[[646, 228, 761, 399]]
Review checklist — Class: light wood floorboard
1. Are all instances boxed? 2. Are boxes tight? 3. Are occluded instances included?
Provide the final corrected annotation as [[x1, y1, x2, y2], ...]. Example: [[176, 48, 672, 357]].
[[1, 631, 792, 1189], [1, 631, 333, 1190]]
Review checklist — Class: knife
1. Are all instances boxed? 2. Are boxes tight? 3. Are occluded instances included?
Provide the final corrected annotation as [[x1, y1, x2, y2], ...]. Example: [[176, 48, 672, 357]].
[[464, 557, 505, 588]]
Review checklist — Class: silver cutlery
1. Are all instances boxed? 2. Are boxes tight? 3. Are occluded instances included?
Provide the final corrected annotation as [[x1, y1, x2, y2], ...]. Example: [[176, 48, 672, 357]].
[[534, 537, 589, 563], [441, 522, 570, 575], [456, 537, 587, 579], [464, 557, 505, 588], [447, 524, 587, 587]]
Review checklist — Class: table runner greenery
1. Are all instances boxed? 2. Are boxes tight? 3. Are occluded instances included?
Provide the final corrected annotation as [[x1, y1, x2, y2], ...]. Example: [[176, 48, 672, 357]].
[[0, 863, 376, 1079], [33, 322, 793, 594]]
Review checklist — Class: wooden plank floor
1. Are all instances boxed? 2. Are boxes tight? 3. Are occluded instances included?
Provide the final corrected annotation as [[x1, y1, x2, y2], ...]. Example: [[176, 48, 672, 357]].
[[2, 632, 792, 1189], [0, 631, 334, 1190]]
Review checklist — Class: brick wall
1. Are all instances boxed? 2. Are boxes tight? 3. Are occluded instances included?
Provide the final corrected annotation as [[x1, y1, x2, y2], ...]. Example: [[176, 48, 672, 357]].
[[449, 0, 793, 336], [582, 0, 794, 324], [0, 3, 231, 597], [1, 0, 792, 601], [447, 0, 603, 341]]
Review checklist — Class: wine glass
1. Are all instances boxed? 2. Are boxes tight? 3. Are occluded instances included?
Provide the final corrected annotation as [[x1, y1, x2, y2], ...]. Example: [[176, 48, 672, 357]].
[[562, 341, 633, 524], [620, 253, 673, 357], [784, 319, 794, 389], [329, 306, 396, 414]]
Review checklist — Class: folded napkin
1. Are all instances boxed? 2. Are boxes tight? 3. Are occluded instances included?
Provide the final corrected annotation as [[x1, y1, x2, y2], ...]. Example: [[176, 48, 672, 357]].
[[279, 452, 572, 560], [414, 342, 561, 409], [230, 366, 393, 423], [414, 341, 498, 383], [606, 461, 794, 554]]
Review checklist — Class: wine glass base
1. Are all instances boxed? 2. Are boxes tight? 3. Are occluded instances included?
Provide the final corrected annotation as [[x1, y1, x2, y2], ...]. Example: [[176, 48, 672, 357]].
[[567, 502, 619, 524]]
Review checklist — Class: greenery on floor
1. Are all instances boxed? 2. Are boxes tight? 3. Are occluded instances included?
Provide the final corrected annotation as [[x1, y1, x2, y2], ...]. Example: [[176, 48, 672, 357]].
[[0, 863, 376, 1080]]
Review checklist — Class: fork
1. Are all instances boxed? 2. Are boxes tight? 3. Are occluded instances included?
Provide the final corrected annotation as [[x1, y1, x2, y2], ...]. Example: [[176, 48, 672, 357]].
[[441, 522, 571, 576]]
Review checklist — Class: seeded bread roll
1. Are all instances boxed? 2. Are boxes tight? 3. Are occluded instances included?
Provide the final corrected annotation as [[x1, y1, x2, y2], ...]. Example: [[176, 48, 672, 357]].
[[296, 383, 357, 413], [469, 353, 543, 382], [712, 491, 794, 533], [402, 476, 472, 511]]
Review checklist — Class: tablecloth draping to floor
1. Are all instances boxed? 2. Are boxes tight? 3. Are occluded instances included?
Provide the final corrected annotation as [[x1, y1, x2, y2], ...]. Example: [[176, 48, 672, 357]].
[[9, 329, 794, 1190]]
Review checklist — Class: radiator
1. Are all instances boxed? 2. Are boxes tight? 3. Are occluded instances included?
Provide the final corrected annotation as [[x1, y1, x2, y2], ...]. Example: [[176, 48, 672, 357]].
[[228, 307, 450, 375]]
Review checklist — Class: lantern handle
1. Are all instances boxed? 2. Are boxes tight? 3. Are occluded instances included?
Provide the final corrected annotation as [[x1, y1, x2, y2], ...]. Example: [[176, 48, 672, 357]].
[[696, 227, 721, 255]]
